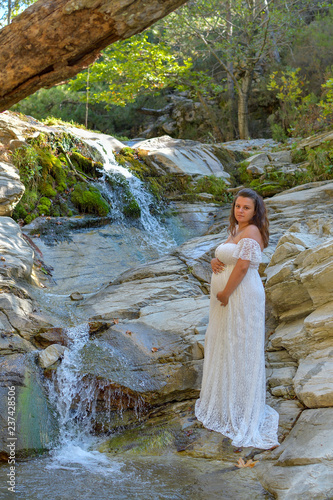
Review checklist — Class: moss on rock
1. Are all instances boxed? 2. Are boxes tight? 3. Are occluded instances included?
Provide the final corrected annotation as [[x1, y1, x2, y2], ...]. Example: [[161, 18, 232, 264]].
[[71, 182, 109, 216], [123, 197, 141, 218], [70, 151, 103, 178]]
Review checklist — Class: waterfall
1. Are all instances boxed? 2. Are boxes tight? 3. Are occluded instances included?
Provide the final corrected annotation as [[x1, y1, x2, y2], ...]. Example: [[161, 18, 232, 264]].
[[45, 324, 114, 469], [67, 127, 176, 254], [45, 323, 146, 470]]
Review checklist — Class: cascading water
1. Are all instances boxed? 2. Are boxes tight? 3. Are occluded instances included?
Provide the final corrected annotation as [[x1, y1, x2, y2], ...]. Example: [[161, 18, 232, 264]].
[[45, 323, 113, 469], [69, 128, 176, 254]]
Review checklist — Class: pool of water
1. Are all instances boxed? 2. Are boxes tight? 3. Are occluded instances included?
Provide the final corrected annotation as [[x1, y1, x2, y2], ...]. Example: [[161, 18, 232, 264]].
[[0, 452, 272, 500]]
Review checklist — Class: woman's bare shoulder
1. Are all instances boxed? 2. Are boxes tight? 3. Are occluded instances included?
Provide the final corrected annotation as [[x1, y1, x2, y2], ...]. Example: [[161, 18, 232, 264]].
[[242, 225, 263, 248]]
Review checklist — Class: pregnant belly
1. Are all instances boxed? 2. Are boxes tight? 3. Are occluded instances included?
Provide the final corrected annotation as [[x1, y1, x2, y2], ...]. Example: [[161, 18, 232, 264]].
[[210, 266, 264, 299], [210, 265, 233, 296]]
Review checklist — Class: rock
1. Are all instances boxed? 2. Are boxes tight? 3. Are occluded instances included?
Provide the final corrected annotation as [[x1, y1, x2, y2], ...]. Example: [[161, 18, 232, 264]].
[[273, 407, 333, 466], [269, 398, 303, 438], [77, 322, 203, 416], [78, 255, 203, 321], [0, 354, 57, 459], [0, 217, 33, 279], [38, 344, 68, 369], [134, 135, 232, 180], [246, 153, 269, 175], [0, 162, 25, 215], [170, 202, 224, 237], [0, 333, 34, 354], [220, 138, 280, 152], [34, 327, 71, 348], [293, 348, 333, 408], [0, 111, 57, 147], [266, 349, 298, 369], [70, 291, 83, 301], [65, 126, 126, 153], [268, 150, 292, 165], [137, 296, 209, 335], [256, 461, 333, 500], [268, 366, 297, 394], [296, 129, 333, 150]]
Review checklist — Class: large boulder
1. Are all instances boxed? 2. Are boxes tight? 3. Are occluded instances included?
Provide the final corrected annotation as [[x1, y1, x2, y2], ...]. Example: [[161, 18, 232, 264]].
[[132, 135, 233, 180], [0, 217, 33, 280], [256, 408, 333, 499], [0, 162, 25, 216], [0, 354, 57, 459]]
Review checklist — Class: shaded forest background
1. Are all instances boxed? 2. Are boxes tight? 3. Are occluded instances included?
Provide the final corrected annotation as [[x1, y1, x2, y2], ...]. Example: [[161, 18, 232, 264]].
[[1, 0, 333, 142]]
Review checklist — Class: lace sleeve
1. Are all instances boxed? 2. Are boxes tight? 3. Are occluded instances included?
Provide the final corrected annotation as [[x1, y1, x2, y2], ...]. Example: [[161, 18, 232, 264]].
[[232, 238, 262, 264]]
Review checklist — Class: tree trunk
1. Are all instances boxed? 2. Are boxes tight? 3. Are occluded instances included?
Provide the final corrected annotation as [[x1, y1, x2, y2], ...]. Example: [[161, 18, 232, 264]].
[[226, 0, 237, 137], [7, 0, 12, 25], [197, 90, 224, 142], [237, 70, 253, 140], [0, 0, 188, 112]]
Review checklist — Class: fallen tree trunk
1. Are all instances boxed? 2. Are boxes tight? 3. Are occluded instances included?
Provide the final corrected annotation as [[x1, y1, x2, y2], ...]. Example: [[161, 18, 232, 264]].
[[0, 0, 187, 112]]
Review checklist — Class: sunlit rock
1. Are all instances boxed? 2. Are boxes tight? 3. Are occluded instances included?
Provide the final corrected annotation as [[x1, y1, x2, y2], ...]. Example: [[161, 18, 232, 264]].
[[38, 344, 68, 369]]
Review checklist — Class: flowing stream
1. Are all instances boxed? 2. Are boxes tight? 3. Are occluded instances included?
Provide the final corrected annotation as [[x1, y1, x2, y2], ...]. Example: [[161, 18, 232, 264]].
[[0, 131, 272, 499]]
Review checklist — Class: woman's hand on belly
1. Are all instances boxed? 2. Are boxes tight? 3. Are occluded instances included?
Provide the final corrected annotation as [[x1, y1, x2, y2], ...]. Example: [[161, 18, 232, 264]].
[[217, 290, 229, 307], [211, 257, 225, 274]]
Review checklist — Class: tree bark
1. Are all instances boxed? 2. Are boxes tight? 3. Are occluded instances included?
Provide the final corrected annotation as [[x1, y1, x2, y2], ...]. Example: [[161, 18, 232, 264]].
[[196, 90, 224, 142], [237, 70, 253, 140], [0, 0, 188, 112]]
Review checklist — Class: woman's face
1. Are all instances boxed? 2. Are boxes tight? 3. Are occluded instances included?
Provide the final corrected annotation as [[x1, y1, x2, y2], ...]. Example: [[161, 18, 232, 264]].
[[234, 196, 255, 224]]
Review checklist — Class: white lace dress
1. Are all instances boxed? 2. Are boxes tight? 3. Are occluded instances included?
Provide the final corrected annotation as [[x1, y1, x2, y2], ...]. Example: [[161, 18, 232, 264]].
[[195, 238, 279, 449]]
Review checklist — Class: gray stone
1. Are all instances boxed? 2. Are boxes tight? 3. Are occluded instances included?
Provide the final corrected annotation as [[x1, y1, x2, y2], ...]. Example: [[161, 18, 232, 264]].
[[0, 354, 57, 458], [0, 217, 33, 279], [294, 348, 333, 408], [0, 162, 25, 215], [256, 461, 333, 500], [246, 153, 269, 175], [273, 407, 333, 466], [38, 344, 68, 369], [296, 129, 333, 150], [133, 135, 232, 180]]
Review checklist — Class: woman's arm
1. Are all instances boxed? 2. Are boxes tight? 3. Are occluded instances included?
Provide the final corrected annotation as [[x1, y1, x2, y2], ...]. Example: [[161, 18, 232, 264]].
[[216, 258, 250, 306]]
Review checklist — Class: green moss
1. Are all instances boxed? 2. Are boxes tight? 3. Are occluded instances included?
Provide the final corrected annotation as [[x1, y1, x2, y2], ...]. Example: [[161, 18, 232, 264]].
[[123, 198, 141, 218], [70, 152, 103, 178], [71, 182, 109, 216], [36, 147, 62, 178], [24, 214, 36, 224], [99, 426, 174, 456], [106, 172, 128, 189], [116, 150, 152, 181], [192, 175, 230, 201], [40, 183, 56, 197], [12, 204, 28, 220]]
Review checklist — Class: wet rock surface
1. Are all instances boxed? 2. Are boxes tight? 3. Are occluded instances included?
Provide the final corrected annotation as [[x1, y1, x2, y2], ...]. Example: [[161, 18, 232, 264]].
[[132, 135, 235, 181]]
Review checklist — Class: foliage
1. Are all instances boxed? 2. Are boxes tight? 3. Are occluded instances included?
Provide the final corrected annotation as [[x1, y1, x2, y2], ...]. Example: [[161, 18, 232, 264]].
[[307, 144, 333, 180], [268, 68, 333, 136], [267, 68, 306, 132], [158, 0, 312, 139], [282, 8, 333, 95], [0, 0, 35, 27], [319, 77, 333, 118], [69, 33, 192, 107], [11, 146, 41, 189]]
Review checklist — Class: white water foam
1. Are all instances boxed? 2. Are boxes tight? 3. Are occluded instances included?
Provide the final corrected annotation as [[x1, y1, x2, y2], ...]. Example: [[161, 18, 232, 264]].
[[67, 127, 176, 253], [45, 324, 118, 472]]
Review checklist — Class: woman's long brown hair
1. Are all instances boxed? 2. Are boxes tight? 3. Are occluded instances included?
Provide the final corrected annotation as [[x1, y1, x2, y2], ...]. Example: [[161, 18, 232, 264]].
[[228, 188, 269, 248]]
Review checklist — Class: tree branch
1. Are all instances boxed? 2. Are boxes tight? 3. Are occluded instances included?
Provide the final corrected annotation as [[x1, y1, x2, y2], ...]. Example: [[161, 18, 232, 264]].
[[0, 0, 188, 112]]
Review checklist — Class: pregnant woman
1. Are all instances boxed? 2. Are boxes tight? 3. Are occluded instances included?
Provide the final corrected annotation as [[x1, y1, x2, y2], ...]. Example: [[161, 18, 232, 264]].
[[195, 188, 279, 449]]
